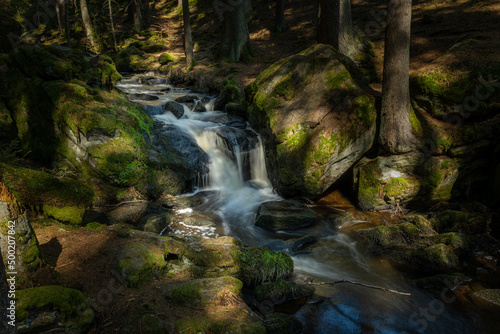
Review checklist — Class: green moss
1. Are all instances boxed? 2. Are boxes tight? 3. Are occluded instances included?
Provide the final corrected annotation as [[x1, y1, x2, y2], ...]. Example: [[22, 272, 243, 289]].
[[16, 286, 93, 330], [384, 177, 411, 197], [158, 53, 176, 65], [170, 282, 202, 305], [232, 247, 293, 287], [42, 205, 85, 225], [326, 70, 350, 90], [22, 237, 42, 267], [116, 244, 166, 287], [409, 105, 423, 137]]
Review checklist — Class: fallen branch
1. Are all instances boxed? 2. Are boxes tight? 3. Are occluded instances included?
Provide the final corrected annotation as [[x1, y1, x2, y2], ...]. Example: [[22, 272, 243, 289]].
[[306, 280, 411, 296]]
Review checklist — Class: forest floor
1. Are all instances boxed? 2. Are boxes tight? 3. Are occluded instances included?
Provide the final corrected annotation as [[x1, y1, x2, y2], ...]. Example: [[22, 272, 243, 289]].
[[127, 0, 500, 90]]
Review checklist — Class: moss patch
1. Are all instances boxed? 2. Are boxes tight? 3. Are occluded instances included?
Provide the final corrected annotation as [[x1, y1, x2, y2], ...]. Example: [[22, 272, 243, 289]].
[[42, 205, 85, 226]]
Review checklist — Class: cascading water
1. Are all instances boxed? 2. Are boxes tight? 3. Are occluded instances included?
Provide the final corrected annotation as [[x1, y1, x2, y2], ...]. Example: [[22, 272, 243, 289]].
[[116, 75, 494, 334]]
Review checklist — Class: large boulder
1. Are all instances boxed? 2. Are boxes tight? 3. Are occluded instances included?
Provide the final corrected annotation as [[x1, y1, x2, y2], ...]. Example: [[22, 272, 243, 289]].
[[15, 285, 94, 333], [115, 244, 166, 287], [246, 44, 377, 198], [255, 200, 316, 231], [353, 153, 460, 211]]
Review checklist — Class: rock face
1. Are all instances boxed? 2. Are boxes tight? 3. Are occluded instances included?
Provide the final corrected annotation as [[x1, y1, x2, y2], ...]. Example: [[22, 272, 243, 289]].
[[246, 44, 377, 198], [0, 182, 43, 279], [353, 153, 461, 211], [255, 200, 316, 231], [164, 101, 185, 118]]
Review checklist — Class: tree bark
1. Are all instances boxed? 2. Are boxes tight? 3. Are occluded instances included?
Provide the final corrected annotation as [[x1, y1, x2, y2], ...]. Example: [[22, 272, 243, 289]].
[[108, 0, 118, 52], [55, 0, 63, 34], [317, 0, 360, 58], [275, 0, 285, 32], [64, 1, 71, 47], [143, 0, 150, 27], [182, 0, 195, 69], [379, 0, 418, 154], [80, 0, 100, 53], [219, 0, 253, 61], [133, 0, 143, 32]]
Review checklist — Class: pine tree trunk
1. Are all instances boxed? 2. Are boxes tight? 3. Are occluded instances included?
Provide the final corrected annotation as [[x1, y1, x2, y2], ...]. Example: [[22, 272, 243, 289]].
[[55, 0, 63, 34], [80, 0, 99, 53], [379, 0, 418, 154], [108, 0, 118, 52], [317, 0, 360, 58], [219, 0, 253, 61], [182, 0, 195, 69], [133, 0, 143, 32], [275, 0, 286, 32], [143, 0, 150, 27], [64, 2, 71, 47]]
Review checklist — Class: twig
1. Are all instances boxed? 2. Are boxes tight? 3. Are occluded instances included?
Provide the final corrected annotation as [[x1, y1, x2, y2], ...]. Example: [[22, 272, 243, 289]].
[[306, 280, 411, 296]]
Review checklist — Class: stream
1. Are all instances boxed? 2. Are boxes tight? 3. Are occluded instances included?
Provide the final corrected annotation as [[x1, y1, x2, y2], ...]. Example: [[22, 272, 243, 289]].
[[116, 74, 494, 334]]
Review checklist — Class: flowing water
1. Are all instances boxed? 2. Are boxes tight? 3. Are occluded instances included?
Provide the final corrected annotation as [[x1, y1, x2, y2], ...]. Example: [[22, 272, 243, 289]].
[[116, 75, 495, 334]]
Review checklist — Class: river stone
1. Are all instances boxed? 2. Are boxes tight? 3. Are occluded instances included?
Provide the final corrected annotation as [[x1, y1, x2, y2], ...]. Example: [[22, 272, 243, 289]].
[[255, 201, 316, 231], [193, 100, 207, 112], [164, 101, 185, 118], [141, 212, 172, 234], [175, 94, 199, 103], [471, 289, 500, 313], [430, 210, 490, 235], [247, 44, 377, 198], [353, 153, 460, 211], [128, 93, 159, 101]]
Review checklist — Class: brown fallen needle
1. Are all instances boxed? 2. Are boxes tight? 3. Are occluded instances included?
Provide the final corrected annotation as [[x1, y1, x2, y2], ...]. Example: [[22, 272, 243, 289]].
[[306, 280, 411, 296]]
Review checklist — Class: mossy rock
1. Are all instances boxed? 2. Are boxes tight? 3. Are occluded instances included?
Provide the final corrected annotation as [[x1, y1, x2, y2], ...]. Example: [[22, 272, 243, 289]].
[[232, 246, 294, 287], [247, 44, 376, 198], [168, 276, 243, 306], [42, 205, 86, 225], [0, 101, 15, 139], [253, 279, 314, 304], [16, 285, 94, 332], [416, 273, 471, 289], [471, 289, 500, 313], [215, 80, 244, 111], [141, 212, 172, 234], [402, 214, 437, 236], [115, 244, 166, 287], [356, 222, 422, 252], [158, 53, 176, 65], [430, 210, 490, 235], [391, 243, 459, 272]]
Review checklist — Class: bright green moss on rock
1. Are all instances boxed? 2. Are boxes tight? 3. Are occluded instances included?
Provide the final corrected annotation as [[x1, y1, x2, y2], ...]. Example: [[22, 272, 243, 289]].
[[254, 279, 314, 303], [22, 235, 42, 268], [42, 205, 85, 225], [170, 281, 203, 305], [232, 246, 293, 287], [115, 244, 166, 287], [175, 311, 266, 334], [391, 243, 459, 272], [159, 53, 176, 65], [16, 285, 94, 331]]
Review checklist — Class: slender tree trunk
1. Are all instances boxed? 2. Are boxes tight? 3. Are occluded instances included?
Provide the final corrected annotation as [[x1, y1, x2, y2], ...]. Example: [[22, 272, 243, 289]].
[[55, 0, 63, 34], [275, 0, 285, 32], [178, 0, 182, 8], [108, 0, 118, 52], [220, 0, 253, 61], [182, 0, 195, 69], [80, 0, 99, 53], [64, 2, 71, 47], [133, 0, 143, 32], [143, 0, 150, 27], [379, 0, 418, 154], [317, 0, 360, 58]]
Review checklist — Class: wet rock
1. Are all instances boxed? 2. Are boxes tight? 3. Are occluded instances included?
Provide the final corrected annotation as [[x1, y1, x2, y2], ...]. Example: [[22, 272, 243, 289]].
[[471, 289, 500, 313], [391, 243, 459, 272], [115, 244, 166, 287], [140, 104, 164, 116], [255, 201, 316, 231], [253, 279, 314, 312], [356, 222, 422, 251], [325, 212, 354, 227], [193, 100, 207, 112], [264, 313, 303, 334], [16, 286, 93, 333], [402, 214, 437, 236], [141, 212, 172, 234], [175, 94, 199, 103], [291, 235, 318, 253], [128, 93, 159, 101], [106, 201, 151, 225], [247, 44, 377, 198], [163, 101, 185, 118]]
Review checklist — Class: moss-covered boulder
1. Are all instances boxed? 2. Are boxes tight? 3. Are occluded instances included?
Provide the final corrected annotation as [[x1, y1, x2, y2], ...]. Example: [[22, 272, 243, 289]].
[[353, 153, 460, 211], [15, 285, 93, 333], [0, 182, 43, 279], [430, 210, 490, 234], [246, 44, 377, 198], [115, 244, 166, 287], [141, 212, 172, 234], [175, 309, 265, 334], [113, 46, 157, 72], [158, 53, 176, 65], [356, 222, 422, 251], [253, 279, 314, 312], [255, 200, 316, 231]]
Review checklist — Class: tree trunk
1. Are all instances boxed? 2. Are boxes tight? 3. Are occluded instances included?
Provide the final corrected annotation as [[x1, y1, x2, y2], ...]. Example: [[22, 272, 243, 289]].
[[182, 0, 195, 69], [55, 0, 63, 34], [133, 0, 143, 32], [219, 0, 253, 62], [379, 0, 418, 154], [64, 1, 71, 47], [275, 0, 285, 32], [108, 0, 118, 52], [143, 0, 150, 27], [317, 0, 360, 58], [80, 0, 100, 53]]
